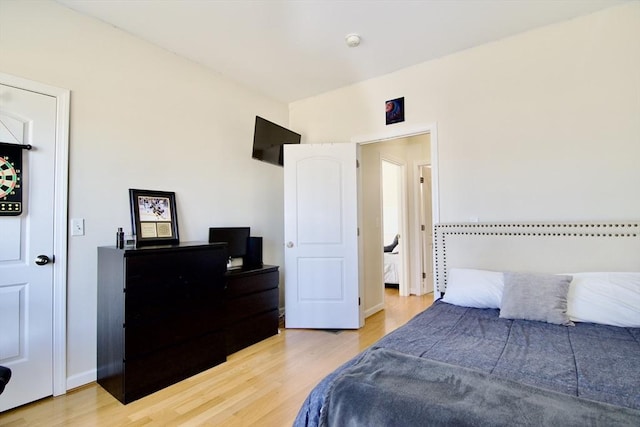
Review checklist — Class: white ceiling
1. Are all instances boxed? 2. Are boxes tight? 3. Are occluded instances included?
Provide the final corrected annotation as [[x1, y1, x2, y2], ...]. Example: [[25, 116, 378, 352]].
[[56, 0, 630, 103]]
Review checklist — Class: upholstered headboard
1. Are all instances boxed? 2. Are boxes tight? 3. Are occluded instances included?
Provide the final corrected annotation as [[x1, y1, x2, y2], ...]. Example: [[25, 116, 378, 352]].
[[434, 222, 640, 294]]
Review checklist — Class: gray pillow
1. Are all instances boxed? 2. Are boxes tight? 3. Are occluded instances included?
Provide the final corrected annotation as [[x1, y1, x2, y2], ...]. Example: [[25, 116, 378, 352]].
[[499, 272, 574, 326]]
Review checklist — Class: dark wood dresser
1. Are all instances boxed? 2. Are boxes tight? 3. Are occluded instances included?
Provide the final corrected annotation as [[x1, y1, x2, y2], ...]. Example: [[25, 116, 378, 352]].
[[225, 265, 280, 354], [97, 243, 280, 404], [97, 242, 228, 404]]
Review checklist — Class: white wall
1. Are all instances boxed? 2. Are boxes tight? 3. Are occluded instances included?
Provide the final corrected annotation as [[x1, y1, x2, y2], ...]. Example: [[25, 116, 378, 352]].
[[0, 1, 289, 388], [291, 3, 640, 223], [382, 161, 400, 245]]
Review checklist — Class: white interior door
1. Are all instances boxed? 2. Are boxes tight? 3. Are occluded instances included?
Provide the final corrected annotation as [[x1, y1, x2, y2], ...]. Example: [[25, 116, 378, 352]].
[[0, 84, 57, 412], [284, 143, 361, 329], [420, 165, 434, 293]]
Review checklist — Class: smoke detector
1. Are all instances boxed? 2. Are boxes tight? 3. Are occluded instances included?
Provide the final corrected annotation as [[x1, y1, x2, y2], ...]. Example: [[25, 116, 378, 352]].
[[345, 33, 361, 48]]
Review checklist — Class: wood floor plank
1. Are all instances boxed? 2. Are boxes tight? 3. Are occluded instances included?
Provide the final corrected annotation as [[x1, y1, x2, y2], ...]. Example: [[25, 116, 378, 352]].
[[0, 289, 433, 426]]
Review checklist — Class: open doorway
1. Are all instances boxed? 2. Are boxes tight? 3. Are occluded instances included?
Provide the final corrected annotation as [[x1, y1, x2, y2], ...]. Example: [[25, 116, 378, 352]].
[[358, 131, 436, 317]]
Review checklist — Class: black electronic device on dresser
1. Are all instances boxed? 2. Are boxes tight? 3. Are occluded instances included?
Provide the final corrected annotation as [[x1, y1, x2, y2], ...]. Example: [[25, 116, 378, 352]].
[[97, 242, 228, 404], [208, 227, 263, 270]]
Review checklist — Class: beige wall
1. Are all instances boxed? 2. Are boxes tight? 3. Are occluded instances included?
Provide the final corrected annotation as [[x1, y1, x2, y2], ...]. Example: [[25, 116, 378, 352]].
[[0, 1, 289, 388], [361, 135, 430, 315], [292, 3, 640, 224]]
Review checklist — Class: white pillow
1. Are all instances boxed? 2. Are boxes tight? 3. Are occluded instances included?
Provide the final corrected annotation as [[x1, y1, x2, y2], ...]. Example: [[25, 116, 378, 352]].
[[567, 272, 640, 328], [443, 268, 504, 309]]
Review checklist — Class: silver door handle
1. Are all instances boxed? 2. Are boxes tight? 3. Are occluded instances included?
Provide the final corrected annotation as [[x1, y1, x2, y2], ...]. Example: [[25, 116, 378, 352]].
[[286, 241, 294, 248]]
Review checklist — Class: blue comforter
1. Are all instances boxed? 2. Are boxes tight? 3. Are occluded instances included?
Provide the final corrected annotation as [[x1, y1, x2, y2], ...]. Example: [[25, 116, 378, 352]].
[[294, 300, 640, 426]]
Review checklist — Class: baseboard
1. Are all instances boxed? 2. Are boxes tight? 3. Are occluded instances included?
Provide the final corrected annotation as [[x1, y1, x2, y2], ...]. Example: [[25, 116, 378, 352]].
[[66, 369, 96, 391], [364, 302, 384, 318]]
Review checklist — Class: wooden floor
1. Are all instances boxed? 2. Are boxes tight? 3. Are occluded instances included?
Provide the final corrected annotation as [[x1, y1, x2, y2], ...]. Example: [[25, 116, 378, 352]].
[[0, 289, 433, 426]]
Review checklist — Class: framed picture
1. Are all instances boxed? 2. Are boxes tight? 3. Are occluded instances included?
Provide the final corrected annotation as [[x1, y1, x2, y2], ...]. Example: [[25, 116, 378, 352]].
[[385, 97, 405, 125], [129, 189, 179, 247]]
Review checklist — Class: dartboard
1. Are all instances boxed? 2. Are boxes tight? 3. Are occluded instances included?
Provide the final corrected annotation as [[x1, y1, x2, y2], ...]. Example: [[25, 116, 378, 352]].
[[0, 156, 19, 196], [0, 154, 22, 215]]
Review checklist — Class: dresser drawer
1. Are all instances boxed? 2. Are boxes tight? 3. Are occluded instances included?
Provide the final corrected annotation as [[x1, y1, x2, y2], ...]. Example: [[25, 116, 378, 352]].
[[126, 247, 227, 291], [125, 299, 225, 358], [225, 309, 279, 355], [124, 278, 224, 323], [225, 288, 278, 325], [226, 269, 278, 298], [124, 330, 226, 403]]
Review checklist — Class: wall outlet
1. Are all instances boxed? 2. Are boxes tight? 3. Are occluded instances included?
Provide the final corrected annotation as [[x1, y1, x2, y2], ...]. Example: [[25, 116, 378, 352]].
[[71, 218, 85, 236]]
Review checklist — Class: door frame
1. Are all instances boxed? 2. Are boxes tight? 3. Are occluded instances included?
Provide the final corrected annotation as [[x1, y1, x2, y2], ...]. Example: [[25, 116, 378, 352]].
[[352, 123, 440, 294], [0, 72, 70, 396]]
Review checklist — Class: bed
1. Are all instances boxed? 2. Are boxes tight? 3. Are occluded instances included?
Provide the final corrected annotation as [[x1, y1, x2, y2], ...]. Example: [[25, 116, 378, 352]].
[[294, 222, 640, 427], [383, 251, 400, 286], [383, 234, 401, 286]]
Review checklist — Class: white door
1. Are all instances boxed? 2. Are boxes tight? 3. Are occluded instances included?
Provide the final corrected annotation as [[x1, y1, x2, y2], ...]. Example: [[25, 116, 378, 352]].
[[284, 143, 362, 329], [0, 84, 57, 412], [420, 165, 434, 293]]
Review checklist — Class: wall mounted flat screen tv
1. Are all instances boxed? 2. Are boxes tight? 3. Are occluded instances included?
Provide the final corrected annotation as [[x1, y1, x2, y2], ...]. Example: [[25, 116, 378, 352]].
[[252, 116, 301, 166]]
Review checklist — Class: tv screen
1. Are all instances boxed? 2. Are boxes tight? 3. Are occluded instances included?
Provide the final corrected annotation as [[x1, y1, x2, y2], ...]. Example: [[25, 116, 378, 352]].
[[252, 116, 301, 166], [208, 227, 250, 259]]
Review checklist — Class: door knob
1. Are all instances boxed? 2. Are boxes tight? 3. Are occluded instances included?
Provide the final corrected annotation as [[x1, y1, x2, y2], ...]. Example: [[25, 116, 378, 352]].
[[35, 255, 53, 266], [286, 241, 294, 248]]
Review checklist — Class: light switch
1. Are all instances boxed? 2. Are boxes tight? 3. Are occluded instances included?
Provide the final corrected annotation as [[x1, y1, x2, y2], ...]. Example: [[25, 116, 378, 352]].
[[71, 218, 85, 236]]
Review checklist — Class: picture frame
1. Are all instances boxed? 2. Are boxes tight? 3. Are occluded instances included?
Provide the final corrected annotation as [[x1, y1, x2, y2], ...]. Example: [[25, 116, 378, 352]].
[[385, 97, 405, 125], [128, 189, 179, 247]]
